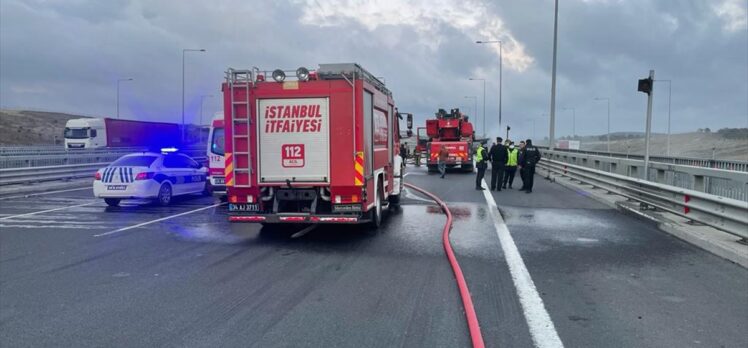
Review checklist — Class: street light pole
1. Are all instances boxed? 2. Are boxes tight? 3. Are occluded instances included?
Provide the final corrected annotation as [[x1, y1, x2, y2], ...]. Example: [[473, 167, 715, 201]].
[[116, 78, 133, 119], [476, 40, 502, 130], [469, 78, 486, 137], [182, 48, 206, 143], [562, 107, 576, 138], [549, 0, 559, 150], [657, 80, 673, 156], [594, 97, 611, 153]]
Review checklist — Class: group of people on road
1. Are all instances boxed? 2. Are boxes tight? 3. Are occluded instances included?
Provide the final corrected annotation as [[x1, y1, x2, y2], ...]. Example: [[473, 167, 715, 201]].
[[474, 137, 541, 193]]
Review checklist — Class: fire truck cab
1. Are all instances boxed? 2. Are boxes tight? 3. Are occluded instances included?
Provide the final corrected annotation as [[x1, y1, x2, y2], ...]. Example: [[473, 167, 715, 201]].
[[223, 63, 407, 227]]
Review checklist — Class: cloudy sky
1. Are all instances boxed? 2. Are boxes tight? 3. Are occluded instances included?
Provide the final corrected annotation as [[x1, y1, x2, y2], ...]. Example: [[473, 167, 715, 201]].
[[1, 0, 747, 140]]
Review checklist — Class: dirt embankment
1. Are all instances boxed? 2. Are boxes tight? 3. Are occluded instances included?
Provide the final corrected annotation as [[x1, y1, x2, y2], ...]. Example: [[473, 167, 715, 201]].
[[581, 132, 748, 161], [0, 109, 91, 145]]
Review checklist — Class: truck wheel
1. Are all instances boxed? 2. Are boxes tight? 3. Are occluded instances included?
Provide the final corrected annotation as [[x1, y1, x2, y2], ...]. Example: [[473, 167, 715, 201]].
[[369, 185, 383, 228], [156, 183, 172, 206], [104, 198, 120, 207]]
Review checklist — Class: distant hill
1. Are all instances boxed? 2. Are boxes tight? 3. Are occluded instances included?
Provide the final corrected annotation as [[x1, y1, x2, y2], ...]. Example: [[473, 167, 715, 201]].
[[0, 109, 92, 145], [580, 131, 748, 161]]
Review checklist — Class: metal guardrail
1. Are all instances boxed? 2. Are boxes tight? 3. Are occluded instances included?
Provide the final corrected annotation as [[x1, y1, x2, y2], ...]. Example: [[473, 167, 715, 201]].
[[538, 159, 748, 240], [541, 149, 748, 202], [543, 147, 747, 172], [0, 156, 207, 186], [0, 145, 206, 169]]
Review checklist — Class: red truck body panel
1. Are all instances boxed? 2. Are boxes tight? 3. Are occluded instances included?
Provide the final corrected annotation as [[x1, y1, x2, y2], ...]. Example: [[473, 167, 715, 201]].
[[103, 118, 180, 148], [223, 64, 401, 224]]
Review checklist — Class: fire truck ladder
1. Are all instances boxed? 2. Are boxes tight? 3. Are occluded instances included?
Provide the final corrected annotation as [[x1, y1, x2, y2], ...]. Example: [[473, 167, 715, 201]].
[[227, 68, 254, 188]]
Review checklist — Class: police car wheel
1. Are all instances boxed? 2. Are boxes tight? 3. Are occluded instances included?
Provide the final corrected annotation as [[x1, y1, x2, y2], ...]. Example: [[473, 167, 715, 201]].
[[156, 184, 172, 206], [104, 198, 120, 207], [202, 181, 211, 196]]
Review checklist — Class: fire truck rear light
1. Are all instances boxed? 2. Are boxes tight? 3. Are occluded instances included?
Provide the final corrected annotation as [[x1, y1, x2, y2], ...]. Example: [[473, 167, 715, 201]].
[[247, 195, 254, 203], [309, 216, 321, 222], [334, 195, 341, 204], [334, 195, 359, 203], [272, 69, 286, 82], [279, 216, 306, 222], [94, 172, 101, 180], [319, 217, 358, 223], [229, 216, 266, 222], [229, 195, 238, 203]]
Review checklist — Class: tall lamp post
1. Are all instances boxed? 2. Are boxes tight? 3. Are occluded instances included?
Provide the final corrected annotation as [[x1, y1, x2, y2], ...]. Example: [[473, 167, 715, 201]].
[[464, 96, 478, 128], [116, 78, 133, 119], [182, 48, 206, 142], [468, 78, 486, 137], [656, 80, 672, 156], [594, 97, 611, 153], [562, 107, 576, 138], [475, 40, 502, 130], [548, 0, 559, 150]]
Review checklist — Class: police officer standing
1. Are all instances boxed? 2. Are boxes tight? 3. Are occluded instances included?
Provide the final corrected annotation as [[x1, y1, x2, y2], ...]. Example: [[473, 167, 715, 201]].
[[488, 137, 507, 191], [474, 142, 488, 190], [503, 142, 519, 189], [519, 139, 541, 193]]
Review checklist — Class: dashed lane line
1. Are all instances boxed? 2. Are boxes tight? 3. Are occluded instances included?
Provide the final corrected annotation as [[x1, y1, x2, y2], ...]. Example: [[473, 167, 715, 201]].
[[93, 203, 226, 237], [0, 202, 97, 221], [480, 178, 564, 348]]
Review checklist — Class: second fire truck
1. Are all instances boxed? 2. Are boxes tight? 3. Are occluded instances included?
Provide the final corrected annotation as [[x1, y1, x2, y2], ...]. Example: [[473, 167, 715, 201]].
[[425, 108, 476, 172]]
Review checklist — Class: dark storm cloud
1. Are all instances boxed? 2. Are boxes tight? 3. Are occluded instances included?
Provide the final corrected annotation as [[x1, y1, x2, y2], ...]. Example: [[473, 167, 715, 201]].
[[1, 0, 745, 141]]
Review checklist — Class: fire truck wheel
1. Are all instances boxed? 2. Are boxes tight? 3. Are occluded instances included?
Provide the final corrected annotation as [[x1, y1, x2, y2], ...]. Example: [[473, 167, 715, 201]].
[[370, 184, 383, 228], [156, 183, 173, 206], [104, 198, 120, 207]]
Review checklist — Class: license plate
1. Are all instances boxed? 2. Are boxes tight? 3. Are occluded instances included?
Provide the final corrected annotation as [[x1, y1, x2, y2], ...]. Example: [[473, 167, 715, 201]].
[[214, 177, 225, 185], [229, 203, 260, 212], [106, 185, 127, 191], [333, 204, 362, 212]]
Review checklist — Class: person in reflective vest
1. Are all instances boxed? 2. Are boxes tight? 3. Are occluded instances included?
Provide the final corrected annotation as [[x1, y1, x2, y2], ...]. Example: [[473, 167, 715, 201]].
[[503, 143, 519, 189], [474, 143, 488, 190]]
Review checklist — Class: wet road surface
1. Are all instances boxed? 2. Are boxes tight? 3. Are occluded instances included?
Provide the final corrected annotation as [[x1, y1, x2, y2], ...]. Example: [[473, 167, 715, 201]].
[[1, 166, 746, 347]]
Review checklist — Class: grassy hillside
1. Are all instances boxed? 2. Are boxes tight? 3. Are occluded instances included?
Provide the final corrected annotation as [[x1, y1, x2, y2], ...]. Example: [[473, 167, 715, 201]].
[[0, 109, 91, 145], [581, 132, 748, 161]]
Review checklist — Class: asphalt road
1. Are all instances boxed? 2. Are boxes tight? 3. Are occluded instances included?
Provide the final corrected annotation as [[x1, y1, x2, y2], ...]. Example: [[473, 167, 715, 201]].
[[0, 165, 746, 347]]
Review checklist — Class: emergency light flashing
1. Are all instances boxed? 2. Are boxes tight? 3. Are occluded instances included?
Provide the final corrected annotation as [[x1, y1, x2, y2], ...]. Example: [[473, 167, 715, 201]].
[[161, 147, 179, 153]]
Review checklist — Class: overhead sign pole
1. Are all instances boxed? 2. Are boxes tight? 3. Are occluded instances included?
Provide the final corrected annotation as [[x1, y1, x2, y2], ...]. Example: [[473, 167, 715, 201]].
[[640, 70, 655, 180]]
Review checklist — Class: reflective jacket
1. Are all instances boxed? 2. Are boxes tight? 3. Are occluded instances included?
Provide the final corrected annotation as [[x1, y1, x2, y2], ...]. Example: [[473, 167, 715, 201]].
[[475, 145, 487, 163], [506, 148, 518, 166]]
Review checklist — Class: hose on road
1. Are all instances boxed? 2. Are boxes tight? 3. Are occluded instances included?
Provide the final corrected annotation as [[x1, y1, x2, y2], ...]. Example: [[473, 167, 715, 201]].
[[403, 183, 485, 348]]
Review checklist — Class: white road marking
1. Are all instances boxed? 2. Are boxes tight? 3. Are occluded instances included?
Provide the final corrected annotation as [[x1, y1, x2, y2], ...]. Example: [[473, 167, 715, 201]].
[[0, 202, 97, 220], [0, 186, 90, 200], [93, 203, 226, 237], [403, 173, 411, 178], [480, 178, 564, 348]]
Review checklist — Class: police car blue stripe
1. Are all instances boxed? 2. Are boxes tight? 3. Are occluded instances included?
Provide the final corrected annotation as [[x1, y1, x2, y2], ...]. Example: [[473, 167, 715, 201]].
[[128, 168, 133, 183], [104, 168, 112, 183]]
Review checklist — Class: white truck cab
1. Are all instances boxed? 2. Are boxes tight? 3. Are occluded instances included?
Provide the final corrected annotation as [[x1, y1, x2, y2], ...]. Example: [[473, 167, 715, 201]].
[[64, 118, 106, 149]]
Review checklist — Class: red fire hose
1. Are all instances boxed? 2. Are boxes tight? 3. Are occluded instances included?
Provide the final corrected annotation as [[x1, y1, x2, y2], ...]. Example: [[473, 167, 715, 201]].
[[403, 183, 485, 348]]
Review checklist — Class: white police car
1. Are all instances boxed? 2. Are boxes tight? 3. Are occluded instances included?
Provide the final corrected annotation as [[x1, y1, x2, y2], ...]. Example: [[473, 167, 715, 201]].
[[93, 149, 208, 207]]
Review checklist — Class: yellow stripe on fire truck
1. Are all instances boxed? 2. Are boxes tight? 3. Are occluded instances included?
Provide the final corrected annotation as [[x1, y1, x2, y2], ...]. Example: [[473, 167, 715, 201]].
[[354, 151, 364, 186], [224, 152, 235, 187]]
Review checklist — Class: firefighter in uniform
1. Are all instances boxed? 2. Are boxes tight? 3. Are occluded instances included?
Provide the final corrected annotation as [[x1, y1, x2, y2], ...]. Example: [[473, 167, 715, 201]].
[[474, 143, 488, 190], [488, 137, 507, 191]]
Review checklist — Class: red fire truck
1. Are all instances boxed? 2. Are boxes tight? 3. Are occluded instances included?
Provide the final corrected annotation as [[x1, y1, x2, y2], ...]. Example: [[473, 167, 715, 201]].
[[222, 63, 408, 227], [425, 108, 475, 172]]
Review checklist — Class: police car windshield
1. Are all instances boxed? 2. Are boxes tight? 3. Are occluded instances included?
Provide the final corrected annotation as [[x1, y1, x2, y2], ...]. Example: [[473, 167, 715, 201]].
[[111, 155, 158, 167], [211, 127, 225, 156]]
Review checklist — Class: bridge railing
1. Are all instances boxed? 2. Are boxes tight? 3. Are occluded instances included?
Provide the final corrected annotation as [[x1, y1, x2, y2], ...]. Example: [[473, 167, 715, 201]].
[[542, 147, 747, 172], [540, 149, 748, 202], [537, 158, 748, 240]]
